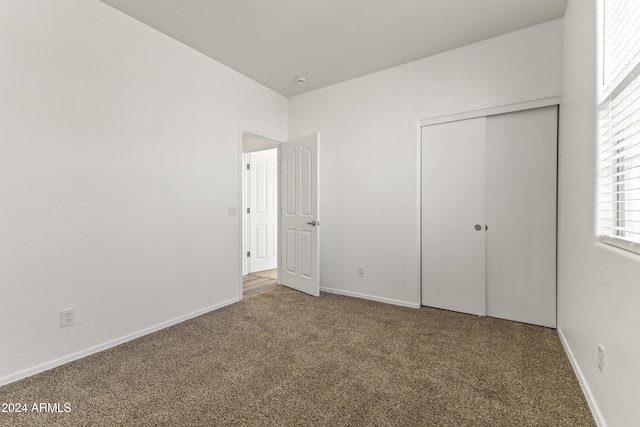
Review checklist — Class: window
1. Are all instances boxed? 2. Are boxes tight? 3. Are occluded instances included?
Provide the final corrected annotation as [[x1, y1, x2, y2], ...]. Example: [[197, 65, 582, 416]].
[[598, 0, 640, 254]]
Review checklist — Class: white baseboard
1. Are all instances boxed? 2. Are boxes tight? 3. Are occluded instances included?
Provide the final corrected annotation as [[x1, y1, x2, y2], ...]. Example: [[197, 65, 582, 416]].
[[320, 287, 420, 309], [0, 297, 240, 387], [557, 327, 607, 427]]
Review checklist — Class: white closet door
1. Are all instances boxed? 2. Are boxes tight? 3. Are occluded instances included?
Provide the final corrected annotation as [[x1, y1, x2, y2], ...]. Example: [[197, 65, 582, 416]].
[[485, 106, 557, 328], [421, 118, 487, 316]]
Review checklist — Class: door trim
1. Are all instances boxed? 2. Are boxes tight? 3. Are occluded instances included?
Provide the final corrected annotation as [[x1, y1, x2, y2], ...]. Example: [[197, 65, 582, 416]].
[[418, 96, 562, 127]]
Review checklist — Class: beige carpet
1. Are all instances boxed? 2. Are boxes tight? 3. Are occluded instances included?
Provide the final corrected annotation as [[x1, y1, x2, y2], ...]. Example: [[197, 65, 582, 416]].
[[0, 287, 594, 426]]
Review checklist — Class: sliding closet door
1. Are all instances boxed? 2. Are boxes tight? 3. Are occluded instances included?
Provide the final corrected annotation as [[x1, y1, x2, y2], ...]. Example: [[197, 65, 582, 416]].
[[421, 118, 487, 316], [485, 106, 557, 328]]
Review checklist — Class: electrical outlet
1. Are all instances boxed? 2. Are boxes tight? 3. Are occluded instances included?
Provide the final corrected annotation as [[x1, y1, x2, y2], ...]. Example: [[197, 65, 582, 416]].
[[358, 266, 365, 278], [597, 344, 605, 373], [60, 308, 75, 328]]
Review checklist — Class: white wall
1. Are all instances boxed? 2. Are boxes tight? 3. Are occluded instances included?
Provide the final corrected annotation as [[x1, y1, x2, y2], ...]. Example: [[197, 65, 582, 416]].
[[558, 1, 640, 425], [0, 0, 287, 384], [288, 20, 563, 307]]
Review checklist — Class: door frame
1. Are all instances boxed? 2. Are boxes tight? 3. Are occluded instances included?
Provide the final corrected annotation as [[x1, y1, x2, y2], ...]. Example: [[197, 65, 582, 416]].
[[237, 125, 283, 300]]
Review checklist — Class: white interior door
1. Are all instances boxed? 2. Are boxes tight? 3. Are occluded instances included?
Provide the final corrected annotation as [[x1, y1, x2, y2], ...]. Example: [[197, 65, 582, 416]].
[[485, 106, 557, 327], [421, 118, 486, 316], [248, 149, 278, 273], [280, 133, 319, 296]]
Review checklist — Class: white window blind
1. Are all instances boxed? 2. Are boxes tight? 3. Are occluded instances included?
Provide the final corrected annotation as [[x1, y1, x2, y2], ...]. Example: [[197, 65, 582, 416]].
[[598, 0, 640, 254]]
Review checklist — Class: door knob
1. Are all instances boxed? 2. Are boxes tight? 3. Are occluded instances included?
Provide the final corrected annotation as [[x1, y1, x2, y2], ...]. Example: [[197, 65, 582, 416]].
[[307, 221, 318, 226], [474, 224, 482, 231]]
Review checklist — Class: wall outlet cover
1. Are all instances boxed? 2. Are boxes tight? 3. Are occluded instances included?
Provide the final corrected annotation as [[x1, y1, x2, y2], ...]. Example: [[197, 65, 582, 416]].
[[60, 308, 75, 328]]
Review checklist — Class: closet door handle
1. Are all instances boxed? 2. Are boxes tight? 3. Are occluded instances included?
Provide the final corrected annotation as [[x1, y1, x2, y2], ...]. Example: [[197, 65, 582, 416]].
[[474, 224, 482, 231]]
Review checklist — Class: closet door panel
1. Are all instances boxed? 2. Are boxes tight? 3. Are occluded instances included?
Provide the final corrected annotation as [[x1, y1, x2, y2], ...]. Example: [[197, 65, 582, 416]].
[[485, 106, 557, 327], [421, 118, 487, 316]]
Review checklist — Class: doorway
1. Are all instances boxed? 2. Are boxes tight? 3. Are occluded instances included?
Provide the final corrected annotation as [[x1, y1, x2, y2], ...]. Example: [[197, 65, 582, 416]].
[[238, 129, 321, 299], [242, 133, 279, 296]]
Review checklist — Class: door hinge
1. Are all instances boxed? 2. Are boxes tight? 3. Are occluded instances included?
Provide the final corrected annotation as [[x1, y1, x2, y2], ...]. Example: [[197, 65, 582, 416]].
[[246, 207, 250, 214], [246, 164, 250, 170], [247, 251, 250, 257]]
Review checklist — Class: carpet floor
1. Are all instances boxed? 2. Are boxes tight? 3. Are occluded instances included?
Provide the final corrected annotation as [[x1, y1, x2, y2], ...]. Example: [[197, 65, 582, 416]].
[[0, 287, 594, 426]]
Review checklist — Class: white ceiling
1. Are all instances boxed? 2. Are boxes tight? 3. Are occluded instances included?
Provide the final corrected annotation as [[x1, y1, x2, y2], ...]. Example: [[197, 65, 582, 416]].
[[98, 0, 568, 97]]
